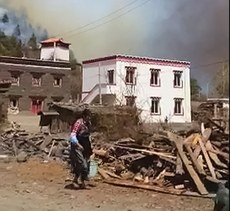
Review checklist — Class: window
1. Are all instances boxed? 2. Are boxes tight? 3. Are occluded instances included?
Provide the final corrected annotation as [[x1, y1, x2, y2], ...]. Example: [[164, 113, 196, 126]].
[[150, 69, 160, 86], [174, 71, 183, 87], [151, 97, 161, 114], [107, 70, 115, 84], [125, 67, 136, 84], [53, 77, 62, 87], [9, 98, 18, 108], [174, 98, 183, 115], [11, 75, 20, 86], [32, 75, 42, 87], [126, 96, 136, 107]]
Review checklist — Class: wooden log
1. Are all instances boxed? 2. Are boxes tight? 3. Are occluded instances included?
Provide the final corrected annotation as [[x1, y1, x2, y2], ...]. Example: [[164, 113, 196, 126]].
[[93, 149, 109, 157], [12, 140, 18, 156], [113, 145, 176, 160], [98, 168, 110, 180], [198, 138, 216, 179], [105, 180, 184, 195], [174, 139, 208, 195], [205, 141, 228, 168], [184, 144, 206, 176], [212, 145, 229, 160], [176, 153, 184, 175], [105, 180, 215, 198]]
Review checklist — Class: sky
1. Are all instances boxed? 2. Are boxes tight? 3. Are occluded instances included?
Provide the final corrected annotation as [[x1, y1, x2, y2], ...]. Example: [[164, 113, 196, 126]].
[[0, 0, 229, 93]]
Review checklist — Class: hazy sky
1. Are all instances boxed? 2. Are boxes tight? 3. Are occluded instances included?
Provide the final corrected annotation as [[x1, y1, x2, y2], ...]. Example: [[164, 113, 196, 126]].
[[0, 0, 229, 92]]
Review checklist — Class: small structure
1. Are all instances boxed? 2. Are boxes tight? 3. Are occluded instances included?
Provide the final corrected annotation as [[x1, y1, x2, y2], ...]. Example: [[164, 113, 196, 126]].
[[38, 111, 60, 134], [40, 38, 71, 61]]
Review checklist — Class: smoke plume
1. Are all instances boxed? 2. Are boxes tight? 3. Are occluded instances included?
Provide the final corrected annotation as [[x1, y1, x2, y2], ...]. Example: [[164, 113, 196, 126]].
[[0, 0, 228, 92], [0, 7, 48, 43]]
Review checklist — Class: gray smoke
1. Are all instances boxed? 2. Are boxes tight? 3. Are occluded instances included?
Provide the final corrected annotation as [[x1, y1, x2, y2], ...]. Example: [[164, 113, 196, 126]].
[[0, 7, 48, 43]]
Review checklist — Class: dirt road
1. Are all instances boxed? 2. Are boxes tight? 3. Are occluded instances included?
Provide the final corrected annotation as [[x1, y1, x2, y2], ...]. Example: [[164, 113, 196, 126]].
[[0, 159, 214, 211]]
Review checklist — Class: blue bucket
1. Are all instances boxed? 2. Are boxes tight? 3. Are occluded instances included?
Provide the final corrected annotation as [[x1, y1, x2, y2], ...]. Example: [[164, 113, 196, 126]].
[[89, 160, 98, 178]]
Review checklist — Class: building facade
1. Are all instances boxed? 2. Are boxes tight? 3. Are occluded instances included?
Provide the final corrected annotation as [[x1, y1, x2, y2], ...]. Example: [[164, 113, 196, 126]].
[[82, 55, 191, 123], [0, 56, 72, 114]]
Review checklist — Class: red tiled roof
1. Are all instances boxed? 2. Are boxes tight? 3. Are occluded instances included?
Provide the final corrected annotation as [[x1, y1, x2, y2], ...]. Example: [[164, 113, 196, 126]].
[[40, 38, 71, 45], [83, 54, 190, 67]]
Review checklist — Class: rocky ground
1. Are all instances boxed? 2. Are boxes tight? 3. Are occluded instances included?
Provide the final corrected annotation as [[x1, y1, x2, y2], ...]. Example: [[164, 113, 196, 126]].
[[0, 112, 215, 211]]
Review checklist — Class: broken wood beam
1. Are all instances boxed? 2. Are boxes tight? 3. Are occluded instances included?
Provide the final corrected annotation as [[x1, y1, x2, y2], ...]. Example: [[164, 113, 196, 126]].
[[184, 143, 206, 176], [113, 145, 176, 160], [198, 138, 216, 179], [174, 139, 208, 195]]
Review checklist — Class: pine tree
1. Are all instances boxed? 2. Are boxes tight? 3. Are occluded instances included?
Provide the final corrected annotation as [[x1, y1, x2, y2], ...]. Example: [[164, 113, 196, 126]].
[[2, 14, 9, 23], [27, 33, 38, 49]]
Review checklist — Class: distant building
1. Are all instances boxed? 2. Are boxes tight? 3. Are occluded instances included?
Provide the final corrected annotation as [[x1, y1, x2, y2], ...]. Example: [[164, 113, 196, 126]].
[[82, 55, 191, 123], [40, 38, 71, 61], [0, 38, 81, 114]]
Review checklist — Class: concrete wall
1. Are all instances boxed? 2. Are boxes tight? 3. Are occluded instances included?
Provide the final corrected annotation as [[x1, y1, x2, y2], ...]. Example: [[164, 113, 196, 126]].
[[40, 46, 69, 61], [82, 57, 191, 123]]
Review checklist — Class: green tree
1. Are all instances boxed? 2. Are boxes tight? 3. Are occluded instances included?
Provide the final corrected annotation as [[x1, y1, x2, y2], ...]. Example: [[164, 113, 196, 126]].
[[213, 62, 229, 97], [190, 78, 202, 100], [2, 14, 9, 23], [27, 33, 38, 49]]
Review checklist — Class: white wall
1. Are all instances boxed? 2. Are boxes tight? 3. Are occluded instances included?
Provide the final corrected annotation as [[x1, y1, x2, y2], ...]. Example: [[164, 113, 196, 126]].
[[82, 58, 191, 123], [40, 46, 69, 61]]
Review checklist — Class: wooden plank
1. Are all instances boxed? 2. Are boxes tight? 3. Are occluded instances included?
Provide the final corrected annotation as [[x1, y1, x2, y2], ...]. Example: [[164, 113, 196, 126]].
[[198, 138, 216, 179], [98, 168, 110, 180], [205, 141, 228, 168], [184, 144, 206, 176], [176, 153, 184, 175], [113, 145, 176, 160], [174, 139, 208, 195]]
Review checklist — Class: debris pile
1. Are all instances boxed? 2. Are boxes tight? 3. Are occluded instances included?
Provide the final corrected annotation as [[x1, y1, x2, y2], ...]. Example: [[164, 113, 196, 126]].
[[0, 122, 70, 162], [0, 121, 228, 197], [92, 126, 229, 197]]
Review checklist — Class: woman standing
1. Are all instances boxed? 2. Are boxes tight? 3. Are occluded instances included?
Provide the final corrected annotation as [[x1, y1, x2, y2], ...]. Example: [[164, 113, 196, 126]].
[[69, 108, 93, 189]]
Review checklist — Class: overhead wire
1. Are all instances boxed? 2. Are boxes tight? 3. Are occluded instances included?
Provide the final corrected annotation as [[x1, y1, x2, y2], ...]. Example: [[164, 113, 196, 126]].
[[55, 0, 141, 37], [62, 0, 152, 38]]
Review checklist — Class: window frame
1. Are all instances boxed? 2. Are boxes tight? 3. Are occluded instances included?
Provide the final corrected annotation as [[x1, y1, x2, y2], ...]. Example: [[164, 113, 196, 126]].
[[173, 71, 183, 88], [53, 76, 62, 87], [174, 98, 184, 115], [125, 95, 136, 107], [107, 69, 115, 85], [32, 74, 42, 87], [150, 97, 161, 115], [125, 66, 136, 85], [150, 69, 161, 87]]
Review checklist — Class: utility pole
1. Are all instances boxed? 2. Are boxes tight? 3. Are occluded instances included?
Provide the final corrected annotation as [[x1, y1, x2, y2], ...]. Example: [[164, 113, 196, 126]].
[[98, 62, 102, 105]]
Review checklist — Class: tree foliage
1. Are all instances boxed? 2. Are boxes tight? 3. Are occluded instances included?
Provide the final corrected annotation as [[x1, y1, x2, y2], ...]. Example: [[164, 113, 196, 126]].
[[190, 78, 202, 100], [27, 33, 38, 50], [0, 31, 23, 57], [212, 62, 229, 98]]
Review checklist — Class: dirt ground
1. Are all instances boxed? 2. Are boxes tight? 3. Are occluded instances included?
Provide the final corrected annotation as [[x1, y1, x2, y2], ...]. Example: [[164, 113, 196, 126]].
[[0, 112, 214, 211]]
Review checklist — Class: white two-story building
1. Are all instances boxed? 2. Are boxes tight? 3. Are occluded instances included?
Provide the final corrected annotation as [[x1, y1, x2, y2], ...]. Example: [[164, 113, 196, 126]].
[[82, 55, 191, 123]]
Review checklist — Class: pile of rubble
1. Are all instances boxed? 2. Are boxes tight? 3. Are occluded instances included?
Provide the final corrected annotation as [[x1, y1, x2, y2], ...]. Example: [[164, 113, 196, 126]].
[[92, 125, 229, 197], [0, 122, 70, 162], [0, 121, 229, 197]]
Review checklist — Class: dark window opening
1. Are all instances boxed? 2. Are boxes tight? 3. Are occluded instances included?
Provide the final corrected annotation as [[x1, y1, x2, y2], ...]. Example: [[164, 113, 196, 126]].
[[32, 75, 42, 87], [150, 69, 160, 86], [126, 96, 136, 107], [108, 70, 114, 84], [174, 71, 182, 87], [151, 97, 161, 114], [53, 77, 62, 87], [174, 98, 183, 114], [125, 67, 136, 84]]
